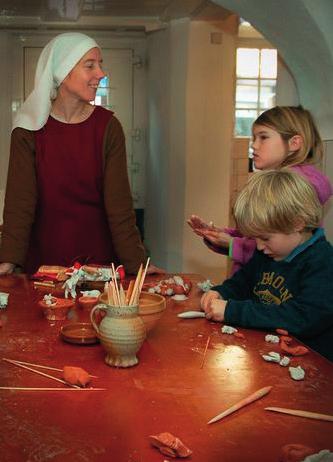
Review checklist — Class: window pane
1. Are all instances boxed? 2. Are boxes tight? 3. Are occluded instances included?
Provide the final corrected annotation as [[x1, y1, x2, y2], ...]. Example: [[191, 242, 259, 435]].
[[259, 80, 276, 108], [235, 109, 258, 137], [236, 48, 259, 78], [260, 49, 277, 78], [95, 76, 113, 108], [236, 81, 259, 108]]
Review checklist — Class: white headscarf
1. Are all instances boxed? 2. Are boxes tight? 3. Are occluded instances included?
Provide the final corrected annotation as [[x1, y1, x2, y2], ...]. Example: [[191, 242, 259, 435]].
[[13, 32, 100, 131]]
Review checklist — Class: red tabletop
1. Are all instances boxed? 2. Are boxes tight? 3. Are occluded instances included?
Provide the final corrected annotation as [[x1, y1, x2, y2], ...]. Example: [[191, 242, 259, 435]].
[[0, 274, 332, 462]]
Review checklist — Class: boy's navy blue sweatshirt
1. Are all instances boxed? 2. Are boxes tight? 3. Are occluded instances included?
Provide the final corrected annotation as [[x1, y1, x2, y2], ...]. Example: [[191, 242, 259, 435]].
[[213, 229, 333, 362]]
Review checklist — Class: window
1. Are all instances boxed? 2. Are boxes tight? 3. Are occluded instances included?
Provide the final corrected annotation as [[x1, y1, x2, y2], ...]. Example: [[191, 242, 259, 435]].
[[94, 76, 112, 107], [235, 48, 277, 137]]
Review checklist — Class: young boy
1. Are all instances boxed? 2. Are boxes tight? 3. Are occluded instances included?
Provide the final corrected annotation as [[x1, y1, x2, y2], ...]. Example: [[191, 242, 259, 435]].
[[201, 169, 333, 362]]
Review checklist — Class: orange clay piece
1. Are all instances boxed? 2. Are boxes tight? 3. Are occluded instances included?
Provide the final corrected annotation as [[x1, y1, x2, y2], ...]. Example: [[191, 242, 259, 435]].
[[276, 328, 289, 336], [234, 332, 245, 339], [280, 336, 293, 344], [280, 444, 315, 462], [149, 432, 192, 458], [280, 341, 309, 357], [62, 366, 91, 388]]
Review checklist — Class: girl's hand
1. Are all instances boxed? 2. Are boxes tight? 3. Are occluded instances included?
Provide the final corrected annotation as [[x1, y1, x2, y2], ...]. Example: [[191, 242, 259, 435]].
[[205, 298, 227, 322], [0, 263, 15, 275], [187, 215, 230, 249], [202, 230, 232, 249], [200, 290, 221, 311], [187, 215, 222, 236]]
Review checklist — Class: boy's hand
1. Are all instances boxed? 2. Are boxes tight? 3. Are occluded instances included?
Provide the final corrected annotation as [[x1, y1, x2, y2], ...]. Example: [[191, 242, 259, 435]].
[[201, 290, 227, 322], [200, 290, 220, 311], [205, 299, 227, 322]]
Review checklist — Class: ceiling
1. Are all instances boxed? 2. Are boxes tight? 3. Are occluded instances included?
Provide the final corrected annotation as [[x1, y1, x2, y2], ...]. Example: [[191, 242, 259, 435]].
[[0, 0, 233, 31]]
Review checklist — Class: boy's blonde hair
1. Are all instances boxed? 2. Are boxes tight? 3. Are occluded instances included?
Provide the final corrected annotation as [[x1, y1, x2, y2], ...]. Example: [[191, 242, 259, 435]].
[[234, 169, 322, 236], [254, 106, 323, 167]]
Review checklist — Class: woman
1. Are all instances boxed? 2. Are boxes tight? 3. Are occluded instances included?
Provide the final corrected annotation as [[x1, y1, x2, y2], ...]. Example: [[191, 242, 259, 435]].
[[0, 32, 159, 275]]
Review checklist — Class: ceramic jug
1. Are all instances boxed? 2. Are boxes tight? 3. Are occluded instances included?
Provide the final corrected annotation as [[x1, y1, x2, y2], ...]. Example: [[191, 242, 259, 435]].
[[90, 303, 146, 368]]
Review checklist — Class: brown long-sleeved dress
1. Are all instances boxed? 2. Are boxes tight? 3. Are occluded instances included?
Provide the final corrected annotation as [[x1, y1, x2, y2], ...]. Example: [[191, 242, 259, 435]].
[[0, 106, 145, 274]]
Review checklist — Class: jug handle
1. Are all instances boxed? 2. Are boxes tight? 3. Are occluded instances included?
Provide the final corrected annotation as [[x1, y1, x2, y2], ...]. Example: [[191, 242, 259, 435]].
[[90, 303, 108, 334]]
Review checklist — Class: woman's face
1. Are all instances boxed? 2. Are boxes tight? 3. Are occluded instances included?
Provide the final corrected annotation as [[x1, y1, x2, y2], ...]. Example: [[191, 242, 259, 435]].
[[60, 47, 105, 103], [251, 124, 288, 170]]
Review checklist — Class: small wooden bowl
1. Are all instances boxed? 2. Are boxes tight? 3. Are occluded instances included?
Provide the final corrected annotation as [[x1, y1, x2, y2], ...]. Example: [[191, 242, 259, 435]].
[[60, 322, 99, 345], [39, 297, 74, 321], [78, 296, 99, 311]]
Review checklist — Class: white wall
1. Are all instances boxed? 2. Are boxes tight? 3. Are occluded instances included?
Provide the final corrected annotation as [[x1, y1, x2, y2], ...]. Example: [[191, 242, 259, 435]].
[[146, 19, 189, 271], [146, 17, 238, 281], [183, 18, 237, 281]]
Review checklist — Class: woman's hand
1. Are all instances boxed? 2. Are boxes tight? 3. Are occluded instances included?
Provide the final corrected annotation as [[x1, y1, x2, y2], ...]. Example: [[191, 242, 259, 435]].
[[0, 263, 15, 275], [187, 215, 231, 249], [146, 264, 166, 275]]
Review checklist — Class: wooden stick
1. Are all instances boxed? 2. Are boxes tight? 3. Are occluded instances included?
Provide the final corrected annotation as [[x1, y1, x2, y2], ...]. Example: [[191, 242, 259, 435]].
[[265, 407, 333, 422], [108, 282, 115, 305], [125, 280, 135, 305], [200, 335, 211, 369], [208, 385, 273, 424], [119, 283, 126, 305], [104, 282, 110, 305], [111, 263, 121, 305], [138, 257, 150, 295], [110, 281, 117, 305], [4, 359, 98, 378], [129, 264, 143, 306], [3, 358, 80, 389], [0, 387, 105, 391], [33, 281, 55, 288]]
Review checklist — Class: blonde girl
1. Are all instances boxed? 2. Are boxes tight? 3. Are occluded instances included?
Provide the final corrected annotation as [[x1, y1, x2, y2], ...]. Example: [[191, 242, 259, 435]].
[[188, 105, 332, 271]]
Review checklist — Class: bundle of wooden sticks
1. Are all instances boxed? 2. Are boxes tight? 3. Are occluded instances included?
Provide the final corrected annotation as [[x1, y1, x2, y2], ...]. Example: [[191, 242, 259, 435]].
[[104, 258, 150, 307]]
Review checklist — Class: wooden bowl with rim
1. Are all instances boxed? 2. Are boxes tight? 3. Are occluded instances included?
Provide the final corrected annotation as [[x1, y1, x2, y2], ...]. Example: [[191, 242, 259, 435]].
[[138, 291, 166, 333], [98, 291, 166, 334]]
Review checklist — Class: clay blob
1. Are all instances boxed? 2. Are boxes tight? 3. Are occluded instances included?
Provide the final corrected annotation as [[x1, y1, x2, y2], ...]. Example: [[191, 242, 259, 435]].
[[62, 366, 91, 387], [276, 328, 289, 336], [145, 276, 192, 297], [234, 332, 245, 339], [280, 339, 309, 357], [280, 443, 315, 462], [289, 365, 305, 381], [149, 432, 192, 458], [221, 325, 238, 335], [177, 311, 205, 319], [265, 334, 280, 343]]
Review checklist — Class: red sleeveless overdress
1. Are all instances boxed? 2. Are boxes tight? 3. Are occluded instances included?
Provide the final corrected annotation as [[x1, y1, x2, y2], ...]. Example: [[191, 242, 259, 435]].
[[25, 106, 115, 273]]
